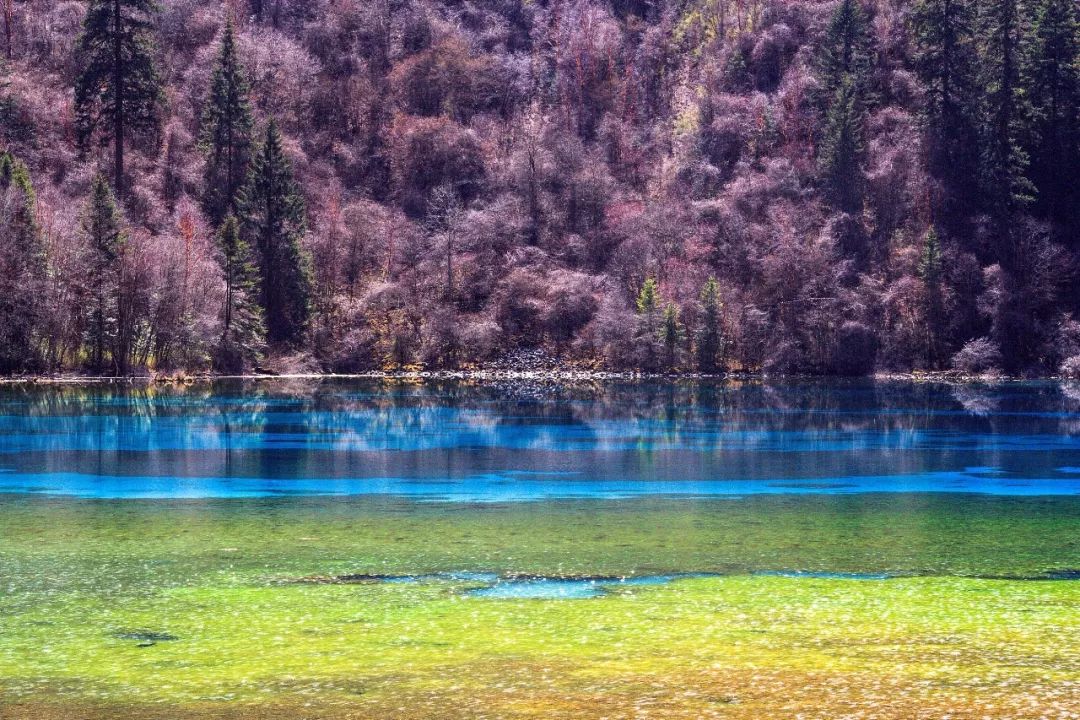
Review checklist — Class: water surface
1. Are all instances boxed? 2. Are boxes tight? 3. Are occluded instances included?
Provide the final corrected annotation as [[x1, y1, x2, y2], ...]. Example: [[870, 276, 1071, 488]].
[[2, 379, 1079, 718], [1, 378, 1079, 500]]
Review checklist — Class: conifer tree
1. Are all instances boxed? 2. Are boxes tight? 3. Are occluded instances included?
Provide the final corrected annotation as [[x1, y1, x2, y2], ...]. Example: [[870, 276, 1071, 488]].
[[0, 153, 40, 261], [911, 0, 981, 207], [660, 302, 683, 371], [0, 152, 46, 372], [817, 0, 875, 102], [199, 18, 255, 225], [918, 227, 944, 367], [634, 276, 661, 372], [1028, 0, 1079, 224], [977, 0, 1036, 215], [819, 77, 864, 213], [0, 56, 17, 135], [215, 214, 265, 371], [74, 0, 164, 199], [815, 0, 873, 212], [918, 227, 944, 286], [696, 277, 724, 374], [82, 174, 127, 372], [636, 276, 659, 316], [237, 121, 313, 345]]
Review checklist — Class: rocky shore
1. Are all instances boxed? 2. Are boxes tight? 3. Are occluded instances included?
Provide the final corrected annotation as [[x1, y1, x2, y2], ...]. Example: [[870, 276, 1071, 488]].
[[0, 349, 1067, 385]]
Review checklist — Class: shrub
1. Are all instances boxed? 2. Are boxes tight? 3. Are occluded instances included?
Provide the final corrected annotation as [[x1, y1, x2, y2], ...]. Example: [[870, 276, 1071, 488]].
[[389, 116, 486, 218], [951, 338, 1002, 375], [1060, 356, 1080, 380]]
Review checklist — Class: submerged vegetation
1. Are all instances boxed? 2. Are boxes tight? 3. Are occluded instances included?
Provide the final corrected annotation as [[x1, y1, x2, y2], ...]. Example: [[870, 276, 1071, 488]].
[[0, 0, 1078, 376], [1, 495, 1079, 718]]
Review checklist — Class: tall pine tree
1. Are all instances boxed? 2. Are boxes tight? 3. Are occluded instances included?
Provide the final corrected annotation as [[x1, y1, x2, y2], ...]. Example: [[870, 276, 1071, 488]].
[[815, 0, 874, 213], [977, 0, 1036, 217], [0, 152, 46, 372], [74, 0, 164, 199], [816, 0, 875, 102], [918, 227, 945, 367], [911, 0, 981, 211], [237, 121, 313, 345], [660, 303, 683, 371], [215, 214, 265, 371], [1028, 0, 1079, 227], [634, 277, 661, 373], [819, 77, 864, 213], [696, 277, 724, 373], [82, 174, 127, 373], [199, 18, 255, 225]]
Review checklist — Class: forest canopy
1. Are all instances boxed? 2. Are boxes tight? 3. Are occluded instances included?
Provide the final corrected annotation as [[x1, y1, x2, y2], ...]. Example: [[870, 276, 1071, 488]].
[[0, 0, 1077, 376]]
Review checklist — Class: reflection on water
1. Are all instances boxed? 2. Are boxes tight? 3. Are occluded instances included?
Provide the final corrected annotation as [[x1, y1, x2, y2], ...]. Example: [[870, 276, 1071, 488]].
[[0, 378, 1079, 499]]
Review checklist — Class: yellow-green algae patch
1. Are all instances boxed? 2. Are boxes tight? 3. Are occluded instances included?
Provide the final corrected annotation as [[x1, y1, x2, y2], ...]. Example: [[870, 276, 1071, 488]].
[[2, 578, 1078, 718], [1, 495, 1079, 718]]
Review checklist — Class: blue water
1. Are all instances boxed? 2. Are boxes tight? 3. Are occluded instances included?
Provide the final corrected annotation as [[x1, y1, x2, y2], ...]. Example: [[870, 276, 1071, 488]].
[[469, 579, 608, 599], [1, 379, 1079, 500]]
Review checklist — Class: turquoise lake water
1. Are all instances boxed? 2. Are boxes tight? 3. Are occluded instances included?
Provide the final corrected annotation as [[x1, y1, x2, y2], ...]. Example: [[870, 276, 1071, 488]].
[[1, 379, 1079, 500]]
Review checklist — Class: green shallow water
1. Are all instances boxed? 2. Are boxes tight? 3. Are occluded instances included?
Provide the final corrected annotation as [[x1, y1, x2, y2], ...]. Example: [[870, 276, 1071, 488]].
[[2, 493, 1079, 588], [1, 494, 1079, 718]]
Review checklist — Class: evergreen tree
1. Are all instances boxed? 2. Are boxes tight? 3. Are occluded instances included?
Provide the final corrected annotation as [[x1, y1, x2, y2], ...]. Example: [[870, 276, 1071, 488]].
[[819, 77, 864, 213], [660, 302, 683, 371], [1028, 0, 1079, 225], [0, 152, 46, 372], [634, 276, 661, 372], [199, 18, 255, 225], [74, 0, 164, 199], [696, 277, 724, 373], [237, 121, 313, 345], [918, 227, 944, 367], [636, 276, 660, 315], [82, 174, 127, 373], [0, 56, 17, 138], [0, 153, 41, 260], [977, 0, 1036, 216], [215, 214, 266, 371], [816, 0, 875, 102], [918, 227, 944, 285], [815, 0, 873, 213], [911, 0, 981, 208]]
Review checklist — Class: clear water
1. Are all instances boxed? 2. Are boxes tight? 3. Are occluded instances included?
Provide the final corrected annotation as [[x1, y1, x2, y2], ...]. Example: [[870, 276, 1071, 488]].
[[469, 578, 609, 599], [1, 379, 1079, 500], [3, 380, 1079, 718]]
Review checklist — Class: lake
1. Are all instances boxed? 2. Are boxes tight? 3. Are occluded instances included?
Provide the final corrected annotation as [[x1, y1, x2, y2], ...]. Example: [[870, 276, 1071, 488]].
[[0, 379, 1078, 719]]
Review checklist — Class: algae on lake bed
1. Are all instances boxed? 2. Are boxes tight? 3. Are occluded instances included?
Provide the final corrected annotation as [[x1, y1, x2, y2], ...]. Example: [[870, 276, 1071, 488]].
[[1, 494, 1079, 719], [1, 576, 1078, 719]]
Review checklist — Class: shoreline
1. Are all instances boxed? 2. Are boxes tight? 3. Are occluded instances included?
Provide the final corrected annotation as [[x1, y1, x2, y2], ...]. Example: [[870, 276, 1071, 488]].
[[0, 369, 1069, 385]]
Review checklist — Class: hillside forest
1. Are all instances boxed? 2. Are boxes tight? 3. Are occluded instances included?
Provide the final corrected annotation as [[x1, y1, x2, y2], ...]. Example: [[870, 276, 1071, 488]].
[[0, 0, 1078, 376]]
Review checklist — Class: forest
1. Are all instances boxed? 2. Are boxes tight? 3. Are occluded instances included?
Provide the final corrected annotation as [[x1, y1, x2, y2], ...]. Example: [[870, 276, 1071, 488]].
[[0, 0, 1077, 376]]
